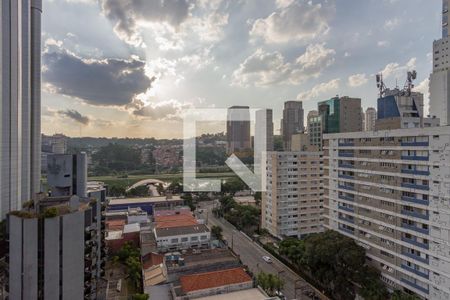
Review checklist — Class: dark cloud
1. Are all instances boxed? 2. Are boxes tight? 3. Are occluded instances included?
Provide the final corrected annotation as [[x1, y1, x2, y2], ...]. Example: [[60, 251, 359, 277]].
[[98, 0, 191, 45], [43, 50, 154, 106], [58, 109, 90, 125], [132, 100, 190, 120]]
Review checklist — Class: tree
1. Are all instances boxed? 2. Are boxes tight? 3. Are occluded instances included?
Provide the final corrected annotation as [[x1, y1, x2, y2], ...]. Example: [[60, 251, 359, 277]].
[[211, 225, 223, 240], [221, 178, 247, 195], [132, 294, 149, 300], [391, 290, 421, 300], [108, 185, 126, 197], [126, 186, 149, 197], [167, 180, 183, 194], [257, 271, 284, 296]]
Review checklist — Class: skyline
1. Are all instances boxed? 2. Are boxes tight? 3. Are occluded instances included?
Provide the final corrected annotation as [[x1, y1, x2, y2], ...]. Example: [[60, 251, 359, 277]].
[[41, 0, 441, 138]]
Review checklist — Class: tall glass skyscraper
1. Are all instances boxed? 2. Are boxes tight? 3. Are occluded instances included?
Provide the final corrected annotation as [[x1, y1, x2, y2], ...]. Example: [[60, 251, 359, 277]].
[[0, 0, 42, 218]]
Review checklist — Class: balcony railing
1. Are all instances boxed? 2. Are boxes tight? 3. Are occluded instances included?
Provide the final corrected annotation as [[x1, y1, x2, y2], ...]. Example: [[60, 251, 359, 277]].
[[338, 163, 354, 169], [401, 183, 429, 191], [402, 223, 429, 235], [401, 236, 429, 250], [401, 169, 430, 176], [400, 278, 429, 294], [339, 226, 354, 235], [401, 155, 429, 161], [338, 174, 354, 180], [401, 264, 429, 279], [338, 142, 354, 147], [401, 196, 429, 206], [338, 205, 354, 213], [401, 210, 429, 220], [338, 194, 355, 201], [338, 215, 355, 224], [338, 185, 355, 191], [401, 251, 429, 264], [338, 152, 354, 157], [401, 141, 429, 147]]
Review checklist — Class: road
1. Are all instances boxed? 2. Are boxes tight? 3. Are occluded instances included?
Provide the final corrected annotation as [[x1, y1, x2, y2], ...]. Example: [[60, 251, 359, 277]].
[[198, 201, 328, 300]]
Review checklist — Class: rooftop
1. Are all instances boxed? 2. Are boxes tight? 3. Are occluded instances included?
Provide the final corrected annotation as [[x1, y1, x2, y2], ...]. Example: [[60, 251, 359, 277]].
[[155, 224, 209, 238], [123, 223, 140, 234], [155, 213, 198, 229], [105, 230, 123, 240], [180, 267, 252, 293], [106, 219, 126, 231], [108, 196, 182, 206], [195, 288, 271, 300]]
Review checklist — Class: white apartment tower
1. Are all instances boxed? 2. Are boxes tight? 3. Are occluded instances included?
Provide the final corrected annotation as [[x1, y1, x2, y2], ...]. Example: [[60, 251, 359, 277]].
[[324, 126, 450, 299], [262, 151, 324, 239], [365, 107, 377, 131], [0, 0, 42, 218], [429, 0, 450, 125]]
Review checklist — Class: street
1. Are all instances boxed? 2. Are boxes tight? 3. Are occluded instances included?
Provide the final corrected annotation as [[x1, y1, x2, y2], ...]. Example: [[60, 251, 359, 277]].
[[199, 201, 328, 300]]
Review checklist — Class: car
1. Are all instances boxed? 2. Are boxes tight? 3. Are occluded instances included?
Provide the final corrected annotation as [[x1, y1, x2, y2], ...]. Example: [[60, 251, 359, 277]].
[[262, 256, 272, 263]]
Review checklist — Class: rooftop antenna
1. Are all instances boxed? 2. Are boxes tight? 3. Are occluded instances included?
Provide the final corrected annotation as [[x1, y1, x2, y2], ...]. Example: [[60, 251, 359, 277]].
[[376, 73, 386, 98], [404, 70, 417, 96]]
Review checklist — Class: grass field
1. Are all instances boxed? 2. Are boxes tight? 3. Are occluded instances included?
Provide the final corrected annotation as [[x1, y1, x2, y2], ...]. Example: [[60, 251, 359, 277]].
[[88, 172, 237, 188]]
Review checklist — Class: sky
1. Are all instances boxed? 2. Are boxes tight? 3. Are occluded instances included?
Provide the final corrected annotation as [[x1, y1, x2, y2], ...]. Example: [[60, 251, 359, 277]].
[[41, 0, 442, 139]]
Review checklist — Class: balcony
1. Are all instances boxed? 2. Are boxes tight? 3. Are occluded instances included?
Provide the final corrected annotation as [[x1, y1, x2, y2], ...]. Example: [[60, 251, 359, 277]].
[[338, 152, 354, 158], [338, 142, 354, 147], [338, 174, 354, 180], [339, 226, 354, 235], [338, 163, 354, 169], [401, 169, 430, 176], [401, 236, 429, 250], [338, 194, 354, 202], [338, 205, 354, 213], [338, 185, 354, 191], [401, 155, 429, 161], [338, 215, 355, 224], [401, 141, 429, 147], [401, 264, 429, 279], [400, 278, 429, 294], [401, 210, 429, 220], [402, 251, 429, 264], [401, 183, 429, 191], [401, 196, 429, 206], [402, 223, 429, 235]]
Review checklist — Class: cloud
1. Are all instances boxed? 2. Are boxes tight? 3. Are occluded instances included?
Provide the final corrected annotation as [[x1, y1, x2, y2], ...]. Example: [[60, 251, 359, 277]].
[[132, 100, 192, 120], [43, 49, 154, 106], [413, 78, 430, 116], [297, 78, 340, 100], [58, 109, 90, 125], [98, 0, 191, 47], [384, 18, 399, 30], [232, 43, 335, 87], [377, 40, 390, 47], [348, 73, 368, 87], [249, 0, 335, 43], [380, 57, 416, 79]]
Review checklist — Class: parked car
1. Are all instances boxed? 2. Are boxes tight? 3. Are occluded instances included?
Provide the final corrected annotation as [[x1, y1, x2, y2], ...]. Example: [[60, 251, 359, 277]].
[[262, 255, 272, 263]]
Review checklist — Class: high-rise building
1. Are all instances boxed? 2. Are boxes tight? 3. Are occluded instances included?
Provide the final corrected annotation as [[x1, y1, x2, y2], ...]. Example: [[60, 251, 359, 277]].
[[429, 0, 450, 126], [306, 110, 319, 133], [281, 101, 304, 151], [226, 106, 251, 154], [365, 107, 377, 131], [323, 126, 450, 299], [0, 0, 42, 219], [8, 193, 106, 300], [308, 114, 323, 150], [255, 109, 274, 152], [262, 151, 324, 239], [361, 108, 366, 133], [318, 96, 363, 134], [47, 153, 88, 197]]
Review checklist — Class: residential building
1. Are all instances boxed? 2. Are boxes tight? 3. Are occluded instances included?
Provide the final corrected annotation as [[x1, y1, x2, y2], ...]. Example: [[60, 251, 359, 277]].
[[291, 133, 317, 152], [281, 101, 304, 150], [47, 153, 88, 197], [430, 0, 450, 126], [323, 126, 450, 299], [154, 224, 210, 251], [306, 110, 319, 133], [255, 109, 274, 151], [365, 107, 377, 131], [318, 96, 363, 134], [226, 106, 251, 154], [262, 151, 324, 239], [0, 0, 42, 219], [107, 196, 184, 215], [8, 194, 106, 300]]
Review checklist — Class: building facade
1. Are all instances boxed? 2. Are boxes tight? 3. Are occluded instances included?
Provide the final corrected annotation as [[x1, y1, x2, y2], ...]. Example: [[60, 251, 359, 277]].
[[430, 0, 450, 126], [226, 106, 251, 154], [8, 194, 106, 300], [318, 96, 363, 134], [365, 107, 377, 131], [262, 151, 324, 239], [255, 109, 274, 152], [47, 153, 88, 197], [0, 0, 42, 219], [281, 101, 304, 151], [323, 126, 450, 299], [308, 114, 323, 150]]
